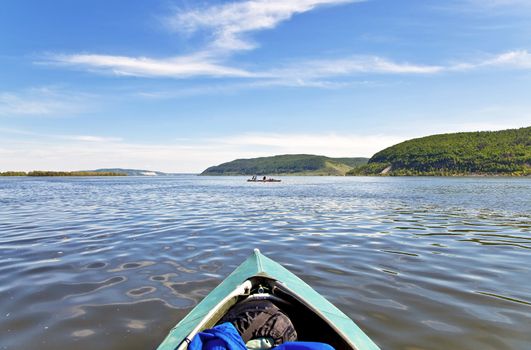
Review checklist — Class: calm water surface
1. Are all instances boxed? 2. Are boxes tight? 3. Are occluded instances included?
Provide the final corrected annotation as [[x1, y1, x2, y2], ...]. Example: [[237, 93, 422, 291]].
[[0, 176, 530, 350]]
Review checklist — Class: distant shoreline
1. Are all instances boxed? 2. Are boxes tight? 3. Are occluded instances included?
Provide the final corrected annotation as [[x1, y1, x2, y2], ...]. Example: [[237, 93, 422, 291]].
[[201, 173, 529, 177], [1, 173, 528, 178], [0, 171, 126, 177]]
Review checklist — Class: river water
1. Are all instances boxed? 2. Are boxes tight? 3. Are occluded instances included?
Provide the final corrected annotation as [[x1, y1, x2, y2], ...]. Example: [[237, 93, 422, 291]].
[[0, 176, 530, 350]]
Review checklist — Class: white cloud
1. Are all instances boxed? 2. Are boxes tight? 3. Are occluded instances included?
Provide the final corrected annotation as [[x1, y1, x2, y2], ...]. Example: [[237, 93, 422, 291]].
[[47, 54, 445, 82], [464, 0, 531, 8], [61, 135, 123, 142], [38, 0, 531, 84], [45, 0, 363, 79], [0, 87, 89, 116], [451, 50, 531, 71], [3, 121, 530, 172], [36, 0, 531, 83], [46, 49, 531, 84], [438, 0, 531, 13], [44, 0, 381, 81], [276, 51, 531, 79], [215, 133, 406, 157], [49, 53, 252, 78], [266, 56, 444, 81], [480, 50, 531, 69], [166, 0, 361, 52], [0, 130, 405, 172]]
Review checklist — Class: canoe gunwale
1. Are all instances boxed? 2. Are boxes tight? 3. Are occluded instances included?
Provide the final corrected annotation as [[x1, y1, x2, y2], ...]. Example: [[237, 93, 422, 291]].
[[270, 280, 360, 350], [176, 280, 252, 350]]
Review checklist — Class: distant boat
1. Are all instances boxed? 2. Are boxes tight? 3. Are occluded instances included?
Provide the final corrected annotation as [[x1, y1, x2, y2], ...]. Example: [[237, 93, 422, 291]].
[[247, 177, 281, 182]]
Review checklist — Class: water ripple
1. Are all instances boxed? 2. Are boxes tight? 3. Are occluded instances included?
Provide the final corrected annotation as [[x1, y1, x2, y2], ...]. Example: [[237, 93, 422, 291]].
[[0, 176, 530, 350]]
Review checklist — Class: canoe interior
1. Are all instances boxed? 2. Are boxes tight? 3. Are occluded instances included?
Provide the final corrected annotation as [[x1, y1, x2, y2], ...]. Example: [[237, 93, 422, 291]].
[[172, 276, 355, 350], [242, 277, 355, 350]]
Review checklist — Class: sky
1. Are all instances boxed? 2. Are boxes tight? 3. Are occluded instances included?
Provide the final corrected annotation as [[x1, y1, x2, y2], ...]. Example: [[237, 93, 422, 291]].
[[1, 0, 530, 172]]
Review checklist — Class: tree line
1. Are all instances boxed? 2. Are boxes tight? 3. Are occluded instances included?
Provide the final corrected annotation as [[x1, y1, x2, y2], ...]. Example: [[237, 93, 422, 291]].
[[348, 127, 530, 176], [0, 171, 126, 176]]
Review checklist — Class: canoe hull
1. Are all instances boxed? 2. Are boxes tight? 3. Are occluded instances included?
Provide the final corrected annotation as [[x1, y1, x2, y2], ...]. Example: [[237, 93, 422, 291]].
[[156, 250, 380, 350], [247, 179, 281, 182]]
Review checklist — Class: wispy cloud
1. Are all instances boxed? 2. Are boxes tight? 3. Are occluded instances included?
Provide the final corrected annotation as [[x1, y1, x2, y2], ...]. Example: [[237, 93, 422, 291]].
[[46, 49, 531, 85], [271, 51, 531, 78], [464, 0, 531, 8], [0, 87, 90, 117], [265, 56, 444, 81], [0, 127, 123, 143], [61, 135, 123, 142], [451, 50, 531, 70], [47, 53, 444, 80], [44, 0, 358, 80], [477, 50, 531, 69], [214, 132, 406, 157], [0, 129, 404, 172], [437, 0, 531, 13], [40, 0, 531, 85], [165, 0, 362, 52], [48, 53, 252, 78], [44, 0, 362, 79]]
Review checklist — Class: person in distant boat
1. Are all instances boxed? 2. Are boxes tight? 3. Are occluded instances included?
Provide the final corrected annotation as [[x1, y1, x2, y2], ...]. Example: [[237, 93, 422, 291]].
[[263, 176, 266, 181]]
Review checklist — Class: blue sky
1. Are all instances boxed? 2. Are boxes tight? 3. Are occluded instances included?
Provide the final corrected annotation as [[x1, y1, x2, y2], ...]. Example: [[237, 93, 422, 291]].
[[1, 0, 530, 172]]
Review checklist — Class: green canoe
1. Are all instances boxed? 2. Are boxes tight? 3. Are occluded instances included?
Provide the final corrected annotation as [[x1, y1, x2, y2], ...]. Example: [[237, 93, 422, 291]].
[[157, 249, 380, 350]]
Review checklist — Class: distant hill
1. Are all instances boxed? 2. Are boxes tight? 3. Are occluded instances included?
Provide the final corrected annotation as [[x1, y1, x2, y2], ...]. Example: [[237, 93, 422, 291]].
[[0, 168, 176, 177], [0, 171, 126, 177], [88, 168, 173, 176], [348, 127, 530, 176], [201, 154, 369, 176]]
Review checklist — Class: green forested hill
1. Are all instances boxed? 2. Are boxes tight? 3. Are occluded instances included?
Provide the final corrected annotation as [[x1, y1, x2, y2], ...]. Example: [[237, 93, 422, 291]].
[[201, 154, 368, 176], [348, 127, 530, 176]]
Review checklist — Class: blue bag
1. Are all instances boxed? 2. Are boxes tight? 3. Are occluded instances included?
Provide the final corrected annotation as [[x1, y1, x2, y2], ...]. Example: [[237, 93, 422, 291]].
[[189, 322, 247, 350]]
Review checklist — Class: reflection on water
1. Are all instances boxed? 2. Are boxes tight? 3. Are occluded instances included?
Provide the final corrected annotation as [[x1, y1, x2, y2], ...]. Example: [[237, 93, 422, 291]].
[[0, 176, 530, 350]]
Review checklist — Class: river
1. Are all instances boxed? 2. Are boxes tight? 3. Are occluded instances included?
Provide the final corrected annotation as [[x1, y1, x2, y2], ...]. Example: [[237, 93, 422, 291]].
[[0, 176, 529, 350]]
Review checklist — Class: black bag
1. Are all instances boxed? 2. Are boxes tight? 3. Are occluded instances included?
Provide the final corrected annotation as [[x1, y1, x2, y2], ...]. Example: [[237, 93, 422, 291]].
[[220, 299, 297, 345]]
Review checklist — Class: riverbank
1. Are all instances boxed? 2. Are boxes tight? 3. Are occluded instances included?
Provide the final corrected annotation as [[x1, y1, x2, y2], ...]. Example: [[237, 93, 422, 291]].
[[0, 171, 126, 176]]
